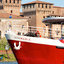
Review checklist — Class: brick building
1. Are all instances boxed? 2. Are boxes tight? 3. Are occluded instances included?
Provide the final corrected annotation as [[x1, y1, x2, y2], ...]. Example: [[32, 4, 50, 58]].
[[22, 1, 64, 37], [22, 1, 64, 26], [0, 0, 64, 38], [0, 0, 29, 38], [0, 0, 21, 15], [0, 13, 29, 38]]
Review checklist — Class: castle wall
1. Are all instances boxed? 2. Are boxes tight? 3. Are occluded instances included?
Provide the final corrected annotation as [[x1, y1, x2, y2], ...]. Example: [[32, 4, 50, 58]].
[[0, 18, 28, 38], [1, 0, 21, 15]]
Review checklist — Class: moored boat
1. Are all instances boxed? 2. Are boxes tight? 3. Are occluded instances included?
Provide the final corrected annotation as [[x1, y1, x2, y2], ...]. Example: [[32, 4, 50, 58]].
[[5, 17, 64, 64]]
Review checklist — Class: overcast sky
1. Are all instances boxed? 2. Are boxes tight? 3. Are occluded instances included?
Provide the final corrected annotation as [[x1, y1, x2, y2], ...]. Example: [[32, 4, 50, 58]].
[[20, 0, 64, 12]]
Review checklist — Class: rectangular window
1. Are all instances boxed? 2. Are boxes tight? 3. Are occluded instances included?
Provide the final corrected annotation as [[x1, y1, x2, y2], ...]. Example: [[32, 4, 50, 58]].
[[52, 11, 54, 14], [17, 0, 19, 3], [49, 5, 51, 8], [11, 10, 12, 13], [42, 4, 44, 8], [14, 0, 15, 3], [33, 4, 35, 8], [0, 0, 2, 3], [10, 0, 11, 3], [0, 6, 3, 9], [27, 5, 28, 8], [30, 4, 31, 8], [6, 0, 7, 3], [46, 4, 47, 8], [38, 4, 40, 8], [23, 5, 25, 9]]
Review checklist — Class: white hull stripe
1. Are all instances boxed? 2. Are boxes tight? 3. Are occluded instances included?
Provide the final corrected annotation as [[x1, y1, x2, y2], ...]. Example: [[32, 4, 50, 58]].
[[5, 33, 64, 47]]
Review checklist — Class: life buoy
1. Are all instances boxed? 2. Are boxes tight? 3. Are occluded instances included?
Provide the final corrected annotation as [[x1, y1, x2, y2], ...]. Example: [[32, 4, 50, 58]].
[[35, 31, 41, 37]]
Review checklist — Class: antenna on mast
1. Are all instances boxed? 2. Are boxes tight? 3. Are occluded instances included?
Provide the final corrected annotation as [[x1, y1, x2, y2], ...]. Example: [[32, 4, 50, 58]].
[[36, 0, 39, 1]]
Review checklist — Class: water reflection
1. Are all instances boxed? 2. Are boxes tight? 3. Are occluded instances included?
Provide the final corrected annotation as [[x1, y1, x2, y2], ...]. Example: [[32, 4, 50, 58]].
[[0, 62, 18, 64]]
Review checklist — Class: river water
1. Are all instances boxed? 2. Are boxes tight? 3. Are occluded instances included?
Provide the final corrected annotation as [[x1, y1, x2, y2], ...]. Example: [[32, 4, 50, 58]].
[[0, 62, 18, 64]]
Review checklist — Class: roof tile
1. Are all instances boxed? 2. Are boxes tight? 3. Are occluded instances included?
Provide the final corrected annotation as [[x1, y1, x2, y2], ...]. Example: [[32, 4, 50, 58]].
[[22, 1, 53, 5]]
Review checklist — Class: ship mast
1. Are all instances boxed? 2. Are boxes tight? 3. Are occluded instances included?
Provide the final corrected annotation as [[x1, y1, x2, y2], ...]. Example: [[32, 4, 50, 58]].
[[36, 0, 39, 1]]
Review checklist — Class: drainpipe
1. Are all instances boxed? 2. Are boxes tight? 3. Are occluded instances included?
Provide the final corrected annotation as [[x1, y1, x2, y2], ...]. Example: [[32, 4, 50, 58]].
[[50, 23, 52, 38], [61, 22, 63, 38]]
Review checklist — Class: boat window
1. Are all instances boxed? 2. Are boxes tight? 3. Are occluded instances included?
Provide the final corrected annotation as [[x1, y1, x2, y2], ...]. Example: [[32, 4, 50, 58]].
[[24, 32, 37, 37]]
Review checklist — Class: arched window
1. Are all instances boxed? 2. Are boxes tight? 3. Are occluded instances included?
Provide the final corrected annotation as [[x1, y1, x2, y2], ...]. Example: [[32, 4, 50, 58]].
[[13, 0, 15, 3]]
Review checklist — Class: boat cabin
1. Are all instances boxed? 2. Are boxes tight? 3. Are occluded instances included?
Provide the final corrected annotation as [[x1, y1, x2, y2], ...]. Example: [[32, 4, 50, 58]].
[[43, 17, 64, 39]]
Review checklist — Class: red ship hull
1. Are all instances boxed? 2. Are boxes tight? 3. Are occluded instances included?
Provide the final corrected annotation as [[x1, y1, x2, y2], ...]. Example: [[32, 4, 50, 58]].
[[8, 40, 64, 64], [5, 31, 64, 64]]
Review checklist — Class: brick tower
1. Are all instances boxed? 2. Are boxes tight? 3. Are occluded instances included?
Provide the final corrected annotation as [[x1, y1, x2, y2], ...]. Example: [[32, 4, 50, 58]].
[[2, 0, 21, 15]]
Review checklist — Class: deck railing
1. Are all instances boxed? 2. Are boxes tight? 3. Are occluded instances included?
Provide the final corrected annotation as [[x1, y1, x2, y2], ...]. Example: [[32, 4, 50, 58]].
[[21, 26, 63, 39], [10, 26, 64, 39]]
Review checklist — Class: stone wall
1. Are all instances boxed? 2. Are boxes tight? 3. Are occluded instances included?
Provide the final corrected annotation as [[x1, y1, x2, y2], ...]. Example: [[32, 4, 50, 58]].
[[0, 18, 28, 38]]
